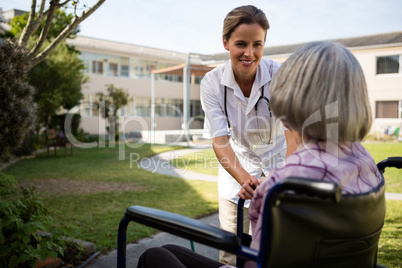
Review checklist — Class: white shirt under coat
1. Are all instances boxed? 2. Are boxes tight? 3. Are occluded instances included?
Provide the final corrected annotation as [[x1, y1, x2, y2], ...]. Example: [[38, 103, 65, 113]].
[[200, 59, 287, 207]]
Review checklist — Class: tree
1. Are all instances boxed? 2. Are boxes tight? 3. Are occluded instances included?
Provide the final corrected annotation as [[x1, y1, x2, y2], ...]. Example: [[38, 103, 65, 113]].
[[0, 41, 36, 163], [8, 8, 80, 41], [0, 0, 105, 162], [29, 43, 87, 128], [9, 8, 87, 130], [17, 0, 105, 69], [95, 84, 130, 141]]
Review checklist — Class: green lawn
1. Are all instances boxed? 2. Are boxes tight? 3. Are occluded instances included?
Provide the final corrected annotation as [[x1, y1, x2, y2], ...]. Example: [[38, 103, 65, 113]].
[[170, 142, 402, 193], [3, 142, 401, 267], [378, 200, 402, 268], [169, 142, 402, 267], [362, 142, 402, 193], [3, 144, 219, 251], [170, 147, 219, 176]]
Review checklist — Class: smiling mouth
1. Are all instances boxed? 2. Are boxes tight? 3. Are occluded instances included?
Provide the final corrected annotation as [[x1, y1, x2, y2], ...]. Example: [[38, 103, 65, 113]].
[[240, 60, 254, 65]]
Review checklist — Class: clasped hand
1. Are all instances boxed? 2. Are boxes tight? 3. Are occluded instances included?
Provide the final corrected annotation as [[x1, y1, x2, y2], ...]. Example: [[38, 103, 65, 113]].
[[238, 176, 261, 200]]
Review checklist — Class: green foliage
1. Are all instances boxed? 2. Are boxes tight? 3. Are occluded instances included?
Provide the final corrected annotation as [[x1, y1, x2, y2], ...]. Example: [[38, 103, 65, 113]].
[[0, 173, 65, 268], [96, 84, 130, 118], [95, 84, 130, 139], [7, 7, 85, 130], [8, 8, 79, 42], [49, 113, 82, 136], [0, 40, 36, 163], [13, 131, 36, 157], [0, 7, 87, 162], [29, 42, 86, 128], [1, 145, 219, 251]]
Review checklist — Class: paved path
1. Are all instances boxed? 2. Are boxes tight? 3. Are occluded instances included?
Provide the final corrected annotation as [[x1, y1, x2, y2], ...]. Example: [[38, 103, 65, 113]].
[[86, 147, 402, 267], [138, 148, 402, 200], [385, 192, 402, 200], [86, 213, 219, 268], [138, 148, 218, 182], [87, 147, 219, 268]]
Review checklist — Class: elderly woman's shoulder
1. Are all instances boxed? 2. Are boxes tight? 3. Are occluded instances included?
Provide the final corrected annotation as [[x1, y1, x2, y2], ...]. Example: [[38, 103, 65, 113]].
[[260, 58, 282, 72]]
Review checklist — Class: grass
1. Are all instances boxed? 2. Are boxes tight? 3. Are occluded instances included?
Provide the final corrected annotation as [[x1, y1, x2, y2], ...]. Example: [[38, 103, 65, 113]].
[[170, 147, 219, 176], [170, 142, 402, 193], [378, 200, 402, 268], [2, 142, 401, 266], [362, 142, 402, 193], [3, 144, 219, 251], [169, 142, 402, 267]]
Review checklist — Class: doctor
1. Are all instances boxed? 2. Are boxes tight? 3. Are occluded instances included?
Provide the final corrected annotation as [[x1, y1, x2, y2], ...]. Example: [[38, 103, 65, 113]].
[[200, 5, 296, 265]]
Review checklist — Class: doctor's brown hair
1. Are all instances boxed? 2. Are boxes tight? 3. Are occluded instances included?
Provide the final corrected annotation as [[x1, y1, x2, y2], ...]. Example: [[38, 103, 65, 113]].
[[222, 5, 269, 42]]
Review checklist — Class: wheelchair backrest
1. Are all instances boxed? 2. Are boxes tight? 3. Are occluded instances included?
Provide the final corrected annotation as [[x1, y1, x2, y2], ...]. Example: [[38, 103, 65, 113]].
[[259, 177, 386, 268]]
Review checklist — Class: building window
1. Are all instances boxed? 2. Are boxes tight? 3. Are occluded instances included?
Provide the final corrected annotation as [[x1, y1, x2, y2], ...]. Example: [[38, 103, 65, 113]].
[[155, 98, 165, 116], [190, 100, 203, 117], [91, 54, 107, 75], [376, 101, 399, 118], [80, 94, 92, 117], [92, 61, 103, 74], [120, 57, 129, 77], [80, 51, 96, 73], [400, 101, 402, 119], [108, 56, 119, 76], [130, 57, 140, 78], [79, 52, 189, 82], [376, 55, 401, 74], [133, 97, 151, 116]]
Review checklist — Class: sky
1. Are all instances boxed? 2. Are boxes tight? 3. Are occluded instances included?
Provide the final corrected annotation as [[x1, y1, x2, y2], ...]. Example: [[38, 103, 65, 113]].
[[2, 0, 402, 55]]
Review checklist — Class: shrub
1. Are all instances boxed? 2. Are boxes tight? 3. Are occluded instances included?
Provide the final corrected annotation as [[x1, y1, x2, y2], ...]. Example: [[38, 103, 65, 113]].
[[13, 131, 35, 157], [0, 173, 67, 267], [49, 113, 82, 136], [0, 40, 36, 163]]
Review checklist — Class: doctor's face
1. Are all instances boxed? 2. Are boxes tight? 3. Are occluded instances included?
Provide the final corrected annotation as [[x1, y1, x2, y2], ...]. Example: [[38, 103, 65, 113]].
[[223, 23, 266, 80]]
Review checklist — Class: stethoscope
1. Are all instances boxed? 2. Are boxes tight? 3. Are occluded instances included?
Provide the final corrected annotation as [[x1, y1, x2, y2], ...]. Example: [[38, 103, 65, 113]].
[[224, 85, 273, 145]]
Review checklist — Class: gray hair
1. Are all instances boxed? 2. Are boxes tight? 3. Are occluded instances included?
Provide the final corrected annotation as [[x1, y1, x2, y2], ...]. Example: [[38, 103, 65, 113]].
[[270, 41, 372, 142]]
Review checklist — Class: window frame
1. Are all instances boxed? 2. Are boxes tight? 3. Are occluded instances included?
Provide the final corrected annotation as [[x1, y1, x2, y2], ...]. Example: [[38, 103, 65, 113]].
[[375, 100, 401, 119], [376, 54, 402, 75]]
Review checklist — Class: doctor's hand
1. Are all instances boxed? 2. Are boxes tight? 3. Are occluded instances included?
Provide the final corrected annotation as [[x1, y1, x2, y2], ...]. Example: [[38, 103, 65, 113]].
[[238, 176, 260, 200]]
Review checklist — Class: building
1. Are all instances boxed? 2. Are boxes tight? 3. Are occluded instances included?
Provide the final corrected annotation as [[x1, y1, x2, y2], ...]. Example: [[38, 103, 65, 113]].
[[0, 8, 26, 34], [68, 32, 402, 140], [67, 36, 218, 142], [259, 32, 402, 136], [2, 9, 401, 139]]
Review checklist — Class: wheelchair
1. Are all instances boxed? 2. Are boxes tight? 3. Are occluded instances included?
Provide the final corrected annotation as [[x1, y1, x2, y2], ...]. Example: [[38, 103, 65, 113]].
[[117, 157, 401, 268]]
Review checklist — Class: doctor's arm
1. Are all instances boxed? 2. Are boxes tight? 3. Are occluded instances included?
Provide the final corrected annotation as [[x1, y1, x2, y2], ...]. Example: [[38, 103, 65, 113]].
[[212, 135, 256, 200]]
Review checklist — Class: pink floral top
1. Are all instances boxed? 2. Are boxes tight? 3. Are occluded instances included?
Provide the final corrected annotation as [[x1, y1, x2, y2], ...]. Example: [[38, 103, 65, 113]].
[[244, 141, 382, 268]]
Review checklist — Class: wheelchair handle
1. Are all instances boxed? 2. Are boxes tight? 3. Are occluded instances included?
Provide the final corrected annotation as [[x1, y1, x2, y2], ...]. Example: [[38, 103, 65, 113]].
[[377, 157, 402, 174]]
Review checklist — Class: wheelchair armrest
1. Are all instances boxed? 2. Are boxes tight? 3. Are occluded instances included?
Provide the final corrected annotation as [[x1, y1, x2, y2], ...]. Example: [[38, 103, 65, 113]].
[[125, 205, 239, 253], [377, 157, 402, 173]]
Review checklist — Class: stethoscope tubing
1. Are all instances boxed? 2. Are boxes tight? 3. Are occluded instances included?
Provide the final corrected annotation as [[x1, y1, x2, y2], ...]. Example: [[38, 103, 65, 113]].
[[224, 85, 273, 144]]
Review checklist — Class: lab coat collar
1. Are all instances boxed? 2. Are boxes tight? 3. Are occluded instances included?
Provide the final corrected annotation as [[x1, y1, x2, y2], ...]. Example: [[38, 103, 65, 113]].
[[220, 61, 243, 100], [220, 60, 274, 114]]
